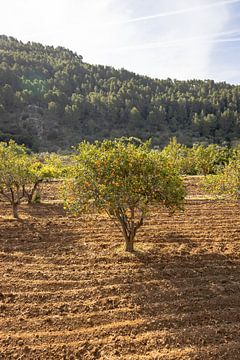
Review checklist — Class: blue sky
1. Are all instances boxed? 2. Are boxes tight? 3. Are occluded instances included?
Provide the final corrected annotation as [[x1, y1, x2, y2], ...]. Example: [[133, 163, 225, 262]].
[[1, 0, 240, 84]]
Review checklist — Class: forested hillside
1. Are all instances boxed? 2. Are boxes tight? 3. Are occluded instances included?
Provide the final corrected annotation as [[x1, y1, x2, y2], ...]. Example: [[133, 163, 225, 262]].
[[0, 35, 240, 151]]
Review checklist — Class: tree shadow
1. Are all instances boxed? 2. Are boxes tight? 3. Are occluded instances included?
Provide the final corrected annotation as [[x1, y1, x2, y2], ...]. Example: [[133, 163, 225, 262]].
[[118, 235, 240, 353], [163, 231, 196, 244], [22, 202, 66, 218], [0, 203, 86, 258]]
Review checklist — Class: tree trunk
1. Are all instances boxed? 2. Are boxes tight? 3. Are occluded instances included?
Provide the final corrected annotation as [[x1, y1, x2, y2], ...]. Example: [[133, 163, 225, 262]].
[[26, 193, 32, 205], [116, 207, 143, 252], [12, 203, 19, 219], [125, 230, 135, 252], [27, 181, 41, 204], [125, 239, 134, 252]]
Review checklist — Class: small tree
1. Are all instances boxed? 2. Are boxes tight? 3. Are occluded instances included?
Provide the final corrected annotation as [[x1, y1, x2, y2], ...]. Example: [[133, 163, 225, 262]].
[[161, 137, 196, 175], [24, 153, 63, 204], [0, 140, 30, 218], [193, 144, 230, 176], [65, 138, 185, 252], [202, 159, 240, 199]]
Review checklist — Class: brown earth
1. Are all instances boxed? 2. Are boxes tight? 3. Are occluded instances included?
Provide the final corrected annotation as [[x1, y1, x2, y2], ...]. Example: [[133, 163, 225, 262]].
[[0, 178, 240, 359]]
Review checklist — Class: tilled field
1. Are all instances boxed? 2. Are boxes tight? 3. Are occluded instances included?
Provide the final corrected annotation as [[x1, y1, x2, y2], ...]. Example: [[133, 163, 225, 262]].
[[0, 180, 240, 359]]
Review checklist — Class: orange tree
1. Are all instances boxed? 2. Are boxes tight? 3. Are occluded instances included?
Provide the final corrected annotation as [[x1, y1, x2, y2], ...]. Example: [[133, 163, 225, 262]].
[[0, 141, 63, 218], [202, 158, 240, 199], [65, 138, 185, 252], [23, 153, 63, 204], [161, 137, 196, 175], [193, 144, 230, 176], [0, 140, 31, 218]]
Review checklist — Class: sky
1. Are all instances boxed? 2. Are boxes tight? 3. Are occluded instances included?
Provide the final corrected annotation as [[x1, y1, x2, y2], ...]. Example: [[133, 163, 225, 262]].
[[1, 0, 240, 84]]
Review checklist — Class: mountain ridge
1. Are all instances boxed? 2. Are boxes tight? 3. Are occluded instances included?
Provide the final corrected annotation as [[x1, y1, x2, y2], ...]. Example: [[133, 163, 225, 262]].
[[0, 35, 239, 151]]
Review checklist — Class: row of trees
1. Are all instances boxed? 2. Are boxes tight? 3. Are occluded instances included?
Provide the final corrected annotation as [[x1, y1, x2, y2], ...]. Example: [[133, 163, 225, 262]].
[[0, 35, 240, 151], [161, 137, 237, 175], [162, 137, 240, 201], [0, 139, 239, 251], [0, 139, 185, 251]]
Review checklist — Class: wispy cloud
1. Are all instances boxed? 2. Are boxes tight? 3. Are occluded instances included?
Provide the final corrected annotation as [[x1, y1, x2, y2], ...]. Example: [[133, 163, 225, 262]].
[[212, 36, 240, 43], [107, 0, 240, 25], [113, 28, 240, 52]]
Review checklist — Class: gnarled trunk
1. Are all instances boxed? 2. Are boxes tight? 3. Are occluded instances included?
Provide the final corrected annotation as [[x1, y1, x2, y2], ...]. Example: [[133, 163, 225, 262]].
[[24, 180, 42, 204], [10, 186, 24, 219], [116, 207, 144, 252]]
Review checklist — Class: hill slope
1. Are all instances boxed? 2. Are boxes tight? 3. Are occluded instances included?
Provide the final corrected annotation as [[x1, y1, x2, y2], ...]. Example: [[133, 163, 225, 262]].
[[0, 35, 240, 151]]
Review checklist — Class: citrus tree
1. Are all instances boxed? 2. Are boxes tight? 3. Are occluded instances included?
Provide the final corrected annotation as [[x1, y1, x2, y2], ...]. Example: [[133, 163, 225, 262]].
[[0, 140, 31, 218], [202, 158, 240, 199], [161, 137, 196, 175], [23, 153, 63, 204], [193, 144, 229, 176], [65, 138, 185, 252]]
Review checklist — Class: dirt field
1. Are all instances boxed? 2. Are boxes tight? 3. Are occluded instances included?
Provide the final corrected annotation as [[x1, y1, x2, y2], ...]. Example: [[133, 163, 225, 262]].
[[0, 178, 240, 359]]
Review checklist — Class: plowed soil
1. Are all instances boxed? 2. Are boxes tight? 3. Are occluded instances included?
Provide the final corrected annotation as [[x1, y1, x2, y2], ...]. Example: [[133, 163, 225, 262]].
[[0, 178, 240, 359]]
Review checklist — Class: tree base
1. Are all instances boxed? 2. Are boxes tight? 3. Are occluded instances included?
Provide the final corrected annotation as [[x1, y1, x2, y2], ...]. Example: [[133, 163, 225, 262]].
[[12, 204, 19, 219], [125, 241, 134, 252]]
